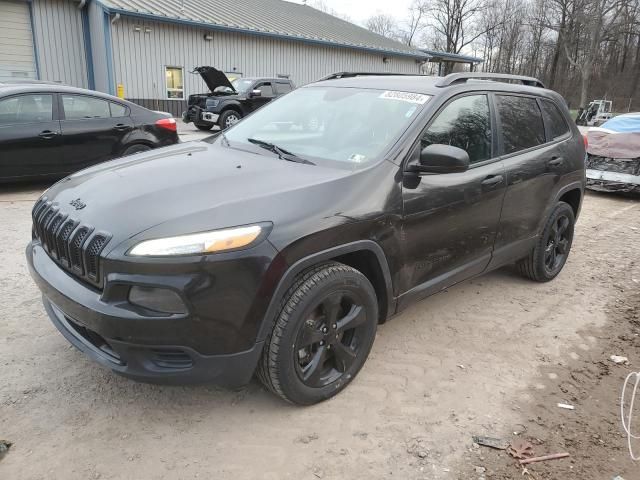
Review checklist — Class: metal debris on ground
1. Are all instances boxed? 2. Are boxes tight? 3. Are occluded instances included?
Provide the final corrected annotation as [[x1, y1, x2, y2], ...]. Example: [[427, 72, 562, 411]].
[[472, 435, 509, 450], [611, 355, 630, 365], [557, 403, 575, 410], [0, 440, 12, 461], [519, 452, 570, 465], [507, 439, 534, 459]]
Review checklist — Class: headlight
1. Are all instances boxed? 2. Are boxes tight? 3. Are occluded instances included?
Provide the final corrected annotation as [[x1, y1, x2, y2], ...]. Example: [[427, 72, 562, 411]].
[[128, 225, 264, 257], [206, 99, 220, 108]]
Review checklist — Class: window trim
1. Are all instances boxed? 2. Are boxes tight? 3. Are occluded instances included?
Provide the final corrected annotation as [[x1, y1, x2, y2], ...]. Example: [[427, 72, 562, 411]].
[[165, 65, 185, 100], [493, 92, 569, 159], [403, 91, 499, 170], [0, 92, 57, 126], [59, 93, 112, 121]]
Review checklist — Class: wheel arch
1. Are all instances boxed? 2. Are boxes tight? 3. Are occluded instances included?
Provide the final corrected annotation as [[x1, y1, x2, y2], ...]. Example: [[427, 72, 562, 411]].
[[535, 181, 583, 235], [257, 241, 395, 343], [219, 102, 244, 116]]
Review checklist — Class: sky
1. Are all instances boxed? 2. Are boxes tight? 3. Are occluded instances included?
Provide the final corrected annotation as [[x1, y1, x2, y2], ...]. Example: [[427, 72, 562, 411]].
[[287, 0, 414, 26]]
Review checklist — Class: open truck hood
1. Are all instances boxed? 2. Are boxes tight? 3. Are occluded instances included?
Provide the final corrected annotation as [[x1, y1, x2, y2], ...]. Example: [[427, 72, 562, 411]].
[[193, 66, 236, 93]]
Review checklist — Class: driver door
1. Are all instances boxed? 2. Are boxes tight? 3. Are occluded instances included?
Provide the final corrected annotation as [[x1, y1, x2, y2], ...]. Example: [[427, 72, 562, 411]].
[[399, 93, 506, 303], [247, 82, 274, 112]]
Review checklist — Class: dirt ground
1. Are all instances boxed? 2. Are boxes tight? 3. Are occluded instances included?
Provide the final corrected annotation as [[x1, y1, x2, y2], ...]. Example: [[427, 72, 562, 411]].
[[1, 184, 639, 480]]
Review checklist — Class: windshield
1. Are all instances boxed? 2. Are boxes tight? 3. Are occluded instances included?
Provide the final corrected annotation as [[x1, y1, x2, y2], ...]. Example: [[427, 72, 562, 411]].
[[222, 86, 430, 166], [231, 79, 254, 93]]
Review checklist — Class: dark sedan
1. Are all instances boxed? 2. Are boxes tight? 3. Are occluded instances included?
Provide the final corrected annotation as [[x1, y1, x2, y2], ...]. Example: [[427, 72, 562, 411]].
[[0, 82, 179, 182]]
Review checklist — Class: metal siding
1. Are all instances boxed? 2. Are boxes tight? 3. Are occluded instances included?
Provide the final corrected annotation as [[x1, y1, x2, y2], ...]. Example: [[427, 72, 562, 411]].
[[31, 0, 88, 87], [0, 0, 37, 81], [111, 16, 421, 106]]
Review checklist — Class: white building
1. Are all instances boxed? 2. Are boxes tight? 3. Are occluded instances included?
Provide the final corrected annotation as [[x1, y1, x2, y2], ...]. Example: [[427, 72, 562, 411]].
[[0, 0, 428, 115]]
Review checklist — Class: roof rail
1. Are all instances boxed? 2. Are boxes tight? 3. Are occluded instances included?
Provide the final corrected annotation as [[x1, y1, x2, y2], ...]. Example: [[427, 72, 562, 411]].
[[436, 72, 546, 89], [320, 72, 424, 81]]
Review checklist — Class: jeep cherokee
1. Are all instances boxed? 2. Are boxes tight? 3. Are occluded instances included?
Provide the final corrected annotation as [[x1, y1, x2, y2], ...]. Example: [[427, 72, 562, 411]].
[[27, 72, 586, 405]]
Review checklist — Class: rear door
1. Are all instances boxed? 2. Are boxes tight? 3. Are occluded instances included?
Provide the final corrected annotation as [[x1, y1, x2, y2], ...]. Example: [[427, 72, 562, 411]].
[[0, 93, 62, 180], [490, 94, 568, 264], [59, 94, 134, 172], [400, 93, 506, 300]]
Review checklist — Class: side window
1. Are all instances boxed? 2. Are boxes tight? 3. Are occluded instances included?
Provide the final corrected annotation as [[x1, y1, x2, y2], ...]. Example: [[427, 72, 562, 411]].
[[110, 102, 128, 118], [540, 99, 569, 140], [62, 95, 110, 119], [275, 82, 293, 95], [421, 94, 492, 164], [497, 95, 545, 154], [0, 94, 53, 125], [255, 82, 274, 97]]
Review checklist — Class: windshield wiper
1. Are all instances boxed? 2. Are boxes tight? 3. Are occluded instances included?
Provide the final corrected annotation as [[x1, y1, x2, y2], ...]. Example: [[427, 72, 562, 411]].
[[247, 138, 315, 165]]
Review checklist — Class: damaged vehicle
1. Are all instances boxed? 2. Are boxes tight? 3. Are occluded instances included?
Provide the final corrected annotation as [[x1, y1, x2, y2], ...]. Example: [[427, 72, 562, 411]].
[[586, 113, 640, 194], [182, 66, 295, 131]]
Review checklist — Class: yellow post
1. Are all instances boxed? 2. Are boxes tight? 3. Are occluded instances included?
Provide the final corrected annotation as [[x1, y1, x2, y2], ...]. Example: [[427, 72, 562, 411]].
[[116, 83, 125, 99]]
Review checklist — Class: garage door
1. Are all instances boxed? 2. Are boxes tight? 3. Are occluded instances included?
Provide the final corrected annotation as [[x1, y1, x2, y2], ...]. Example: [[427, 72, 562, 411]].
[[0, 0, 37, 82]]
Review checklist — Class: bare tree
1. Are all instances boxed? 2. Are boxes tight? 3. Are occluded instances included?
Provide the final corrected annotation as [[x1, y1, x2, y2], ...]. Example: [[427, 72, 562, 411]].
[[398, 0, 430, 46], [366, 14, 398, 38]]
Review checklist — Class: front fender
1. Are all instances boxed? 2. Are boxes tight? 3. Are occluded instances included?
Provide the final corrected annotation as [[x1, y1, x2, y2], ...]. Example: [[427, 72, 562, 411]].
[[256, 240, 395, 343]]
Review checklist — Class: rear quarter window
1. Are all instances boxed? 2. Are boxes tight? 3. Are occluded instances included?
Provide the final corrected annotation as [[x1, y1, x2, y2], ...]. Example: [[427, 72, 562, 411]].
[[540, 99, 570, 140], [497, 95, 545, 154]]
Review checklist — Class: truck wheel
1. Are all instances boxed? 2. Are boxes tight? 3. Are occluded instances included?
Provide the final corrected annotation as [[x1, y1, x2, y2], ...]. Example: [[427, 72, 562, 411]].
[[195, 123, 213, 131], [517, 201, 575, 282], [258, 262, 378, 405], [218, 110, 241, 130]]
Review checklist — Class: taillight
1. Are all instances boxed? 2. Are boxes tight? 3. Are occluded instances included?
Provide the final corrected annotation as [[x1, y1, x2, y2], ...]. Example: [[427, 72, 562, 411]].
[[155, 117, 177, 132], [583, 134, 588, 148]]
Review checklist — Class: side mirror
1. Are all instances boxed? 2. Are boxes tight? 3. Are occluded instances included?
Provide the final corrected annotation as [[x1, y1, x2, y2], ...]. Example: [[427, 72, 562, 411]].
[[250, 89, 262, 97], [416, 144, 470, 174]]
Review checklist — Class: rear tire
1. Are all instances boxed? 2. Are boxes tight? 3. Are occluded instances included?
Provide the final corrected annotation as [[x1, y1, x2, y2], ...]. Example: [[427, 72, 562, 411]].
[[122, 144, 152, 156], [195, 123, 213, 131], [257, 262, 378, 405], [517, 201, 575, 282]]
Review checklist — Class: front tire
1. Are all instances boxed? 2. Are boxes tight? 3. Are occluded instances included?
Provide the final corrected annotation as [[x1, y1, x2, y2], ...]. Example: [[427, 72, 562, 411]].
[[518, 201, 575, 282], [258, 262, 378, 405], [218, 110, 242, 130]]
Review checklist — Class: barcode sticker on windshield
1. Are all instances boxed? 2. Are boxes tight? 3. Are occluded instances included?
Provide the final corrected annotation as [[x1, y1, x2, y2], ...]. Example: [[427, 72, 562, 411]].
[[379, 91, 430, 104]]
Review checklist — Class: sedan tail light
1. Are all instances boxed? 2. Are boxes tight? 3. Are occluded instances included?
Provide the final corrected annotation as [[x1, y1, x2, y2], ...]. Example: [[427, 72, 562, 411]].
[[583, 134, 588, 148], [156, 117, 177, 132]]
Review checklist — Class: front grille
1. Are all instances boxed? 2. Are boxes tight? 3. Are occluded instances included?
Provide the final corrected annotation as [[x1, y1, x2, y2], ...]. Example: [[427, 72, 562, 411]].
[[587, 155, 640, 175], [32, 197, 111, 288]]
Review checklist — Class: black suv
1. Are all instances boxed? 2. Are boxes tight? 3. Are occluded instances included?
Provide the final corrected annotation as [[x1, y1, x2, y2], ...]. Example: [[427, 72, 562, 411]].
[[182, 66, 295, 130], [27, 72, 585, 405]]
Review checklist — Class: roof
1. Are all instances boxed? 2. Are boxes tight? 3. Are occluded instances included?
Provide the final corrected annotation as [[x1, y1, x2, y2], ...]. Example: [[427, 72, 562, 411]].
[[420, 49, 484, 64], [97, 0, 427, 59]]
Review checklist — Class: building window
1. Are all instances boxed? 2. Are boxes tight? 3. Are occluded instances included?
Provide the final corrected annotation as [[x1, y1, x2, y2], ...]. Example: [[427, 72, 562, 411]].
[[165, 67, 184, 99]]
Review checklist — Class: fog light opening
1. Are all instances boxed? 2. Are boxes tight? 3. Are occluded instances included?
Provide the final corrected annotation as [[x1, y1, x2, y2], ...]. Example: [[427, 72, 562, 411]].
[[128, 286, 187, 315]]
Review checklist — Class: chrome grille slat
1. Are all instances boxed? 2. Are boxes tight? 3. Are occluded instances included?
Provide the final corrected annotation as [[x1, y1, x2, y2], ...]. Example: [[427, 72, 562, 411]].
[[31, 200, 111, 288]]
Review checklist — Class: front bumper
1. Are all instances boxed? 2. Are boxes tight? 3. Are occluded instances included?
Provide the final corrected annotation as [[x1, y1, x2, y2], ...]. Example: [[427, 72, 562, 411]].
[[26, 241, 279, 386], [586, 169, 640, 193], [182, 106, 218, 125]]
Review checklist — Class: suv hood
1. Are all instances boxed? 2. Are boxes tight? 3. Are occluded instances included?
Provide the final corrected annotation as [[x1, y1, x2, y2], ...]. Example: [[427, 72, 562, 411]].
[[41, 142, 351, 255], [193, 66, 236, 94]]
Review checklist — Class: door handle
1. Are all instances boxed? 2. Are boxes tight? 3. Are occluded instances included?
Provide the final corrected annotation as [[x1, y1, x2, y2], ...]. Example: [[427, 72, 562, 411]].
[[113, 123, 130, 131], [38, 130, 59, 139], [548, 156, 564, 167], [481, 175, 504, 187]]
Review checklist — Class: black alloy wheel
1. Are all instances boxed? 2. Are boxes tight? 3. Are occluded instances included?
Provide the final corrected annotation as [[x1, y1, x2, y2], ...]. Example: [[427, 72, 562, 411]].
[[294, 291, 369, 388], [258, 262, 378, 405]]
